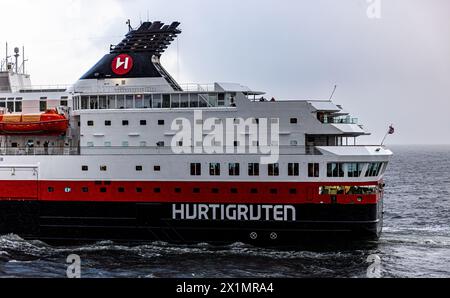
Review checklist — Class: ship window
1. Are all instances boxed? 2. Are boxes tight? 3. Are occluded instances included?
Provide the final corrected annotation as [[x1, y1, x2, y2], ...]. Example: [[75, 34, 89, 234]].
[[122, 120, 129, 126], [39, 100, 47, 112], [290, 140, 298, 146], [105, 120, 112, 126], [135, 94, 144, 109], [154, 166, 161, 172], [0, 102, 5, 108], [82, 166, 88, 171], [87, 121, 94, 126], [250, 188, 258, 194], [136, 187, 143, 193], [193, 188, 200, 193], [308, 163, 320, 177], [158, 120, 165, 126], [100, 188, 107, 193], [171, 94, 180, 108], [327, 163, 344, 178], [234, 141, 239, 147], [81, 96, 89, 109], [156, 141, 165, 147], [268, 163, 279, 176], [140, 141, 147, 147], [212, 188, 219, 194], [99, 96, 107, 109], [347, 163, 363, 178], [117, 95, 125, 109], [48, 187, 54, 193], [136, 166, 143, 171], [104, 181, 111, 185], [7, 102, 14, 112], [289, 189, 297, 195], [229, 163, 240, 176], [125, 95, 134, 109], [270, 189, 278, 194], [153, 94, 162, 108], [65, 187, 72, 193], [180, 94, 189, 108], [248, 163, 260, 176], [89, 96, 98, 109], [15, 102, 22, 112], [290, 118, 298, 124], [140, 120, 147, 126], [218, 93, 225, 106], [144, 94, 152, 108], [175, 188, 182, 193], [154, 188, 161, 193], [162, 94, 171, 108], [118, 187, 125, 193], [190, 163, 201, 176], [190, 95, 199, 107], [122, 141, 129, 147], [104, 142, 111, 147], [365, 162, 383, 177], [82, 187, 89, 193], [100, 166, 107, 172], [288, 163, 300, 176], [95, 181, 102, 185], [209, 163, 221, 176], [230, 188, 238, 194]]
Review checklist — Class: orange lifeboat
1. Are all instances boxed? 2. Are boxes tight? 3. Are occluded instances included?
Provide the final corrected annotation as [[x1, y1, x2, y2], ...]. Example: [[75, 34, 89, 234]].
[[0, 109, 69, 135]]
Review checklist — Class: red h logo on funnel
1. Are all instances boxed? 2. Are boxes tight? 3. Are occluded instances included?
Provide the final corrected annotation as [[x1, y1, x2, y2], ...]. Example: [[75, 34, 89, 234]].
[[112, 54, 133, 75]]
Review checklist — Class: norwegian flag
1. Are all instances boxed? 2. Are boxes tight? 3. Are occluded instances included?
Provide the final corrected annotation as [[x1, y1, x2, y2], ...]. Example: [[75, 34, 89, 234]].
[[388, 125, 395, 135]]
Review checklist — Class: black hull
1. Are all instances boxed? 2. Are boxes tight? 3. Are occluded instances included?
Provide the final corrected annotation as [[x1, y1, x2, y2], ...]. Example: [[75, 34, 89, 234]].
[[0, 201, 383, 245]]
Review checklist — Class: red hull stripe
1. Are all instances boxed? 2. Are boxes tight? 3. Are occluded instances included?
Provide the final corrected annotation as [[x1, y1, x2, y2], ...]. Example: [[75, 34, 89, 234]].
[[0, 180, 381, 205]]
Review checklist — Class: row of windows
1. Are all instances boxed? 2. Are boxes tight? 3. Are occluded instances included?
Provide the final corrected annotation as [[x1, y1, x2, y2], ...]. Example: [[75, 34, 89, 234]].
[[47, 186, 299, 195], [87, 119, 164, 127], [85, 141, 166, 148], [81, 165, 160, 172], [74, 93, 233, 110], [327, 162, 385, 178], [190, 162, 384, 178], [77, 162, 384, 177], [0, 98, 68, 113], [190, 163, 321, 177]]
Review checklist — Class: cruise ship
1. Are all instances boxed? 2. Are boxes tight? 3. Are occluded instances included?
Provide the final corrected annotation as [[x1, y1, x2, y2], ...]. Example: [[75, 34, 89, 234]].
[[0, 21, 392, 244]]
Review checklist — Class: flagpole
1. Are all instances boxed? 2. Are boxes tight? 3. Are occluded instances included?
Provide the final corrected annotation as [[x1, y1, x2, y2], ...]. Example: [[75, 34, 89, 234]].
[[381, 131, 389, 146]]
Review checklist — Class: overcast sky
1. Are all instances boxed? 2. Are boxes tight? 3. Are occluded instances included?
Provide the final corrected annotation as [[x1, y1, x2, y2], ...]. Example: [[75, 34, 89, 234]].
[[1, 0, 449, 145]]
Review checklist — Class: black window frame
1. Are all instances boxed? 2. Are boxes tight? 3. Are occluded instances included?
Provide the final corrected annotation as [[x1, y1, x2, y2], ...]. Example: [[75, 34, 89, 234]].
[[190, 163, 201, 176], [308, 163, 320, 178], [248, 163, 260, 176], [268, 163, 280, 176], [288, 163, 300, 176]]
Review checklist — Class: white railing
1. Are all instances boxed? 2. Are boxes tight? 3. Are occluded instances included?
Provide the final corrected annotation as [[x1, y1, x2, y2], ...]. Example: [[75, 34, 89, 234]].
[[12, 83, 218, 94]]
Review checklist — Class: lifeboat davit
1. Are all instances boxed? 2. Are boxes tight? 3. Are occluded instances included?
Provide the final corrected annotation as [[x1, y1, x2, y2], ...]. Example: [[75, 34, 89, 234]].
[[0, 109, 69, 135]]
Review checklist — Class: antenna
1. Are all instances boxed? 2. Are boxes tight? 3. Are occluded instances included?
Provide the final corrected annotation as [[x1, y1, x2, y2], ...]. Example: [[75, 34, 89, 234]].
[[21, 46, 28, 74], [126, 19, 133, 32], [329, 84, 338, 100], [14, 47, 19, 74]]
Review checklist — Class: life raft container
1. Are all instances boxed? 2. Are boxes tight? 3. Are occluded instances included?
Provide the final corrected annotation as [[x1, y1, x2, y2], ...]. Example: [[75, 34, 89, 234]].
[[0, 109, 69, 135]]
